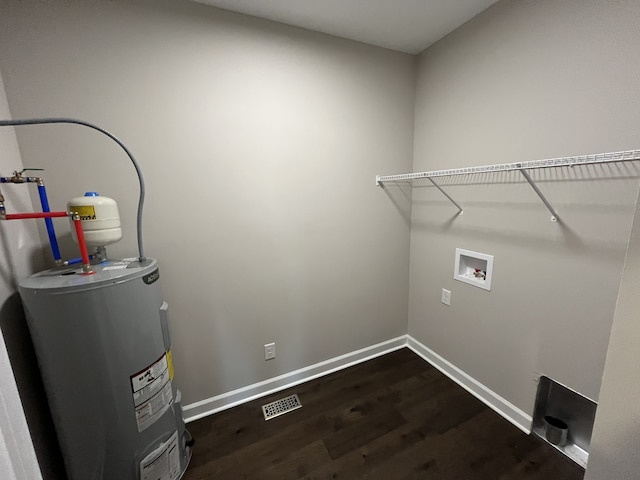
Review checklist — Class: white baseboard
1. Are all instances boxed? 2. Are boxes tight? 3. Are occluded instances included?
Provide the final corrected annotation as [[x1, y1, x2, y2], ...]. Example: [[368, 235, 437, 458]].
[[183, 335, 408, 423], [183, 334, 532, 435], [407, 335, 532, 434]]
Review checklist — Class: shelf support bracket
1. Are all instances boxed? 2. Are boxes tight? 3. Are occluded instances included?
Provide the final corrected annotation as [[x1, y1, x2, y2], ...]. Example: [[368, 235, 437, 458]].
[[428, 178, 463, 216], [519, 169, 558, 222]]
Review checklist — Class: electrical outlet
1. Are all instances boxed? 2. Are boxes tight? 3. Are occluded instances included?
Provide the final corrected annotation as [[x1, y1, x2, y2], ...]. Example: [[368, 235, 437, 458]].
[[441, 288, 451, 306], [264, 342, 276, 360]]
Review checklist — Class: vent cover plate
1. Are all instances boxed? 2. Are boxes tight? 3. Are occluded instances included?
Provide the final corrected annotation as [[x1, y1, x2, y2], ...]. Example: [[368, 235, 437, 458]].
[[261, 394, 302, 420]]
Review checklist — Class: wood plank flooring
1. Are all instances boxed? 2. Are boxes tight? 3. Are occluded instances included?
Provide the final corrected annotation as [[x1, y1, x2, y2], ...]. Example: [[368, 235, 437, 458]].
[[182, 348, 584, 480]]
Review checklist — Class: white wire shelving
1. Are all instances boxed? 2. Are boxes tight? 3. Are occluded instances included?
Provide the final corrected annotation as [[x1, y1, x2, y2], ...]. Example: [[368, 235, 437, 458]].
[[376, 149, 640, 222]]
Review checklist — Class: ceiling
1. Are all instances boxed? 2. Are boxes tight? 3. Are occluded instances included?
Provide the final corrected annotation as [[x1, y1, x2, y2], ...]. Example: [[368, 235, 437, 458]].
[[193, 0, 499, 55]]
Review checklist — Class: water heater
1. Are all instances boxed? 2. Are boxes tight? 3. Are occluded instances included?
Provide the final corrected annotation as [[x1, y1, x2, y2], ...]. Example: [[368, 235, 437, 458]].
[[19, 258, 192, 480]]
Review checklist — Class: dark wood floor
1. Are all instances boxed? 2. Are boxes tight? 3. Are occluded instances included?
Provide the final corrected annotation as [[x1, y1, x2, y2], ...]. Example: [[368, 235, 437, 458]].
[[183, 348, 584, 480]]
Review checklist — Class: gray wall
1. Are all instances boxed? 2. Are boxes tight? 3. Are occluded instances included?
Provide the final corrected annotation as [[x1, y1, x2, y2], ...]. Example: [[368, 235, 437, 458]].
[[0, 0, 415, 405], [0, 70, 44, 480], [409, 0, 640, 416], [586, 177, 640, 478]]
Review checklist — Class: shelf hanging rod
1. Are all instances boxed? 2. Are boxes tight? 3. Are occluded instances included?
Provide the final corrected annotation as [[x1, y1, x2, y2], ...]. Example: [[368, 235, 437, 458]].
[[427, 177, 463, 216], [519, 169, 559, 222]]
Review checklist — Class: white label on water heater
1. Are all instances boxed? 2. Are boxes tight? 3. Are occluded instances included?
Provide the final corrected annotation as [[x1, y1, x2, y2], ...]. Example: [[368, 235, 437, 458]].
[[131, 354, 174, 432], [102, 260, 132, 271], [132, 354, 169, 395], [140, 430, 180, 480]]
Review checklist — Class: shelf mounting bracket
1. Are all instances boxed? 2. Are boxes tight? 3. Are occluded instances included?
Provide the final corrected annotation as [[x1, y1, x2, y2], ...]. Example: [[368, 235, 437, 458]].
[[428, 177, 463, 216], [519, 169, 558, 222]]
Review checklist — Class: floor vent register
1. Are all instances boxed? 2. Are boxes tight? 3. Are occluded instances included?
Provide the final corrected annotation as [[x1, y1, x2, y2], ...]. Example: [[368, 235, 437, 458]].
[[261, 394, 302, 420]]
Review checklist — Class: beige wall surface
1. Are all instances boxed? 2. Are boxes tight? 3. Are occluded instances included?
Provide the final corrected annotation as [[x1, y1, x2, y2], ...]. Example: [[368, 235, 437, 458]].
[[0, 0, 415, 405], [409, 0, 640, 415]]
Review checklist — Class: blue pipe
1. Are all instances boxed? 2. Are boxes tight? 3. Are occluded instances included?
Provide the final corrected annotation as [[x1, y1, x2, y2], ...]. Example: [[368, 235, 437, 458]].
[[65, 257, 84, 265], [65, 255, 96, 266], [37, 184, 62, 262]]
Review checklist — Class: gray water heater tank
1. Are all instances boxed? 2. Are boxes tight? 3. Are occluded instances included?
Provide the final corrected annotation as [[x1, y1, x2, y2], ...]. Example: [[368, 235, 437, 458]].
[[19, 258, 192, 480]]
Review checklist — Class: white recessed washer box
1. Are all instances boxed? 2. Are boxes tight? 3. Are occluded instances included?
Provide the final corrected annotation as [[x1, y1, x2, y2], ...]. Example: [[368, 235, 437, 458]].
[[454, 248, 494, 291]]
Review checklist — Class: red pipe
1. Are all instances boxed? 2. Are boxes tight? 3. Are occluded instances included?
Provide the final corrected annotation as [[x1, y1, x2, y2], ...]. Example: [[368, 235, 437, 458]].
[[4, 210, 95, 274], [72, 217, 92, 273], [5, 211, 68, 220]]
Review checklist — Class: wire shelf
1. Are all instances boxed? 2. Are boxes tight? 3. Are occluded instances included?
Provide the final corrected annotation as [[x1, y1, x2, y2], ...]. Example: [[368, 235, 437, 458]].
[[375, 149, 640, 222], [376, 149, 640, 184]]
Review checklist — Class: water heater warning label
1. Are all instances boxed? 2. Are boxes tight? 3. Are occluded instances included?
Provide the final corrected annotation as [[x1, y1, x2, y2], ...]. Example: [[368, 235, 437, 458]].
[[140, 431, 180, 480], [131, 354, 174, 432]]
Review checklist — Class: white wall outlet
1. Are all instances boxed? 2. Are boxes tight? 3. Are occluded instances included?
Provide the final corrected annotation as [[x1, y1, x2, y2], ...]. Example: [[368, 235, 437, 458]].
[[441, 288, 451, 306], [264, 342, 276, 360]]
